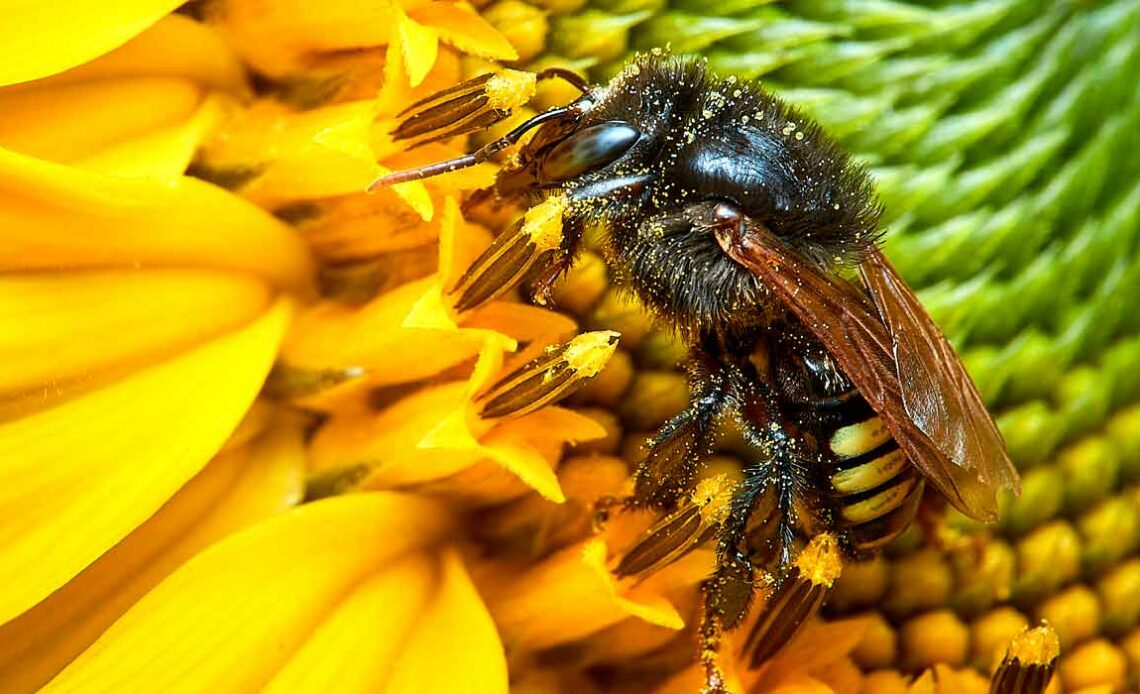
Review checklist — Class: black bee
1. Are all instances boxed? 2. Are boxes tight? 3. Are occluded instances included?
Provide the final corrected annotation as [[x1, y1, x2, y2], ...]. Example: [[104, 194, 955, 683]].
[[376, 54, 1020, 683]]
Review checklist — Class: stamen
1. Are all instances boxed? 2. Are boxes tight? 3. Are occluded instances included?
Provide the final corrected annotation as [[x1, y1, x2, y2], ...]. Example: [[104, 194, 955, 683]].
[[989, 623, 1060, 694], [477, 330, 620, 420], [390, 69, 536, 148], [450, 195, 568, 312], [743, 533, 843, 667]]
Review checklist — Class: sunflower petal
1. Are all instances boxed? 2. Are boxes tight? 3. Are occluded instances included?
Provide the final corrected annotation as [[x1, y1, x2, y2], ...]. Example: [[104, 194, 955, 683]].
[[76, 95, 227, 179], [41, 493, 451, 691], [408, 2, 519, 61], [0, 269, 272, 404], [0, 77, 203, 164], [382, 551, 508, 694], [260, 554, 439, 693], [26, 15, 246, 93], [0, 1, 183, 87], [479, 539, 685, 653], [0, 299, 290, 624], [395, 8, 440, 88], [0, 417, 304, 691], [0, 147, 312, 290]]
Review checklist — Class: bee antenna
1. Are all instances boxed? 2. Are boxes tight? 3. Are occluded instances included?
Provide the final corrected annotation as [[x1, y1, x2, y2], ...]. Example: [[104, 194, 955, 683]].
[[535, 67, 591, 95], [367, 103, 581, 191]]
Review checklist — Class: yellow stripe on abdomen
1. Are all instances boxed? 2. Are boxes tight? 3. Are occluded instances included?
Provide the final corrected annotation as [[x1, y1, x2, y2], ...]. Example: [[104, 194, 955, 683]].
[[829, 416, 892, 458], [831, 448, 908, 494], [841, 475, 921, 524]]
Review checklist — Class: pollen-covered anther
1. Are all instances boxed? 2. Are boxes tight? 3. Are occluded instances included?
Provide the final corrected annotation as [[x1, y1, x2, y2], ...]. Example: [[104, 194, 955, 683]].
[[989, 622, 1061, 694], [795, 532, 843, 588], [390, 69, 537, 148], [486, 69, 538, 112], [692, 474, 738, 527], [449, 195, 568, 312], [476, 330, 620, 420], [742, 534, 844, 668]]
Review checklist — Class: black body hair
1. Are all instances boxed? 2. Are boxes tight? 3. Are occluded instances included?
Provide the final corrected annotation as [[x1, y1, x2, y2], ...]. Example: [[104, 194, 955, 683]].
[[538, 54, 882, 337]]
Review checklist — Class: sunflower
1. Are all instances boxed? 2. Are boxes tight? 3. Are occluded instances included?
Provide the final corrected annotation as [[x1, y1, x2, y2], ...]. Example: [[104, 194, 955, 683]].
[[1, 0, 1137, 693]]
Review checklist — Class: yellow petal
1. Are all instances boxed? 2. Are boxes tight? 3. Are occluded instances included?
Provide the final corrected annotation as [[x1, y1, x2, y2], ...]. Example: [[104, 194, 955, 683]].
[[76, 94, 227, 179], [0, 417, 304, 691], [382, 551, 508, 694], [261, 553, 438, 693], [478, 538, 685, 653], [22, 14, 246, 94], [283, 278, 510, 385], [375, 17, 465, 116], [0, 147, 312, 290], [0, 77, 203, 164], [408, 2, 519, 61], [395, 7, 439, 88], [310, 382, 482, 486], [42, 493, 451, 691], [261, 549, 506, 694], [213, 0, 393, 77], [0, 0, 183, 87], [478, 426, 566, 503], [0, 269, 272, 404], [0, 299, 290, 624]]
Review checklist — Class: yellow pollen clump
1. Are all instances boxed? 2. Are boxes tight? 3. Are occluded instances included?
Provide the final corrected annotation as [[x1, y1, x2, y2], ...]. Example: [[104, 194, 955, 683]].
[[1005, 622, 1062, 665], [796, 533, 843, 587], [563, 331, 621, 378], [522, 194, 568, 251], [486, 69, 538, 112], [692, 474, 737, 526]]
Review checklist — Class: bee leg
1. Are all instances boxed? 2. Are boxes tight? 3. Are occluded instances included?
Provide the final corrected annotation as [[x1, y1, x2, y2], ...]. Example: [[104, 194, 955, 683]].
[[722, 419, 801, 575], [697, 548, 755, 693], [697, 596, 731, 694], [631, 353, 731, 509], [526, 215, 585, 306]]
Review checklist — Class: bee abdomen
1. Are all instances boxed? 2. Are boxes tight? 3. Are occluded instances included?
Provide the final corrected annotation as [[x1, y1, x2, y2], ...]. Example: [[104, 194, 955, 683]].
[[819, 393, 923, 555]]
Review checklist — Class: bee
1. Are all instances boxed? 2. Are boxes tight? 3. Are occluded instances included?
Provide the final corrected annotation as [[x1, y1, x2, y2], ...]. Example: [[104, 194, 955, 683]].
[[376, 54, 1020, 684]]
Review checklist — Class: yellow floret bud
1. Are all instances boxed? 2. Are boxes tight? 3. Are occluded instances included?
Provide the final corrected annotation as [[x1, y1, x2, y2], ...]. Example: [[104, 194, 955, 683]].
[[1014, 521, 1082, 603], [900, 609, 969, 670], [851, 612, 898, 669], [618, 370, 690, 431], [830, 556, 890, 612], [1097, 558, 1140, 636], [970, 607, 1030, 670], [1058, 639, 1126, 692], [1034, 585, 1101, 649], [883, 549, 954, 618]]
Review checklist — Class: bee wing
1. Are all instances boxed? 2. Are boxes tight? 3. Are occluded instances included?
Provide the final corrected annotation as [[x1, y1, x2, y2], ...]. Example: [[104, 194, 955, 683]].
[[859, 248, 1019, 504], [722, 231, 1018, 522]]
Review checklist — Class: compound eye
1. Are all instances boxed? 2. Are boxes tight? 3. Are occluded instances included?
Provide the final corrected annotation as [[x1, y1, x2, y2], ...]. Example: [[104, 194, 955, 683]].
[[539, 121, 641, 182]]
